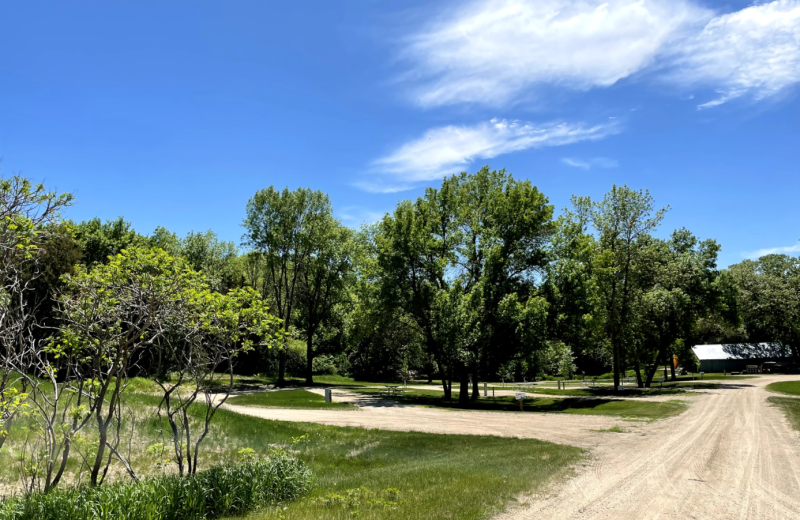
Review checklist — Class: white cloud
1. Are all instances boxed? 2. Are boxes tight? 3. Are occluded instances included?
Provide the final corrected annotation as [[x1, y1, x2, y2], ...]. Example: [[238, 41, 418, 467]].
[[561, 157, 618, 169], [362, 118, 618, 192], [338, 206, 386, 226], [402, 0, 710, 107], [742, 243, 800, 259], [672, 0, 800, 109]]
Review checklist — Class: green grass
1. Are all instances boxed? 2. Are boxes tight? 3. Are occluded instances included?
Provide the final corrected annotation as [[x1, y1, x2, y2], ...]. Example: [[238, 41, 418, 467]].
[[226, 420, 583, 520], [769, 396, 800, 432], [227, 389, 356, 410], [1, 388, 584, 520], [350, 388, 687, 420], [765, 380, 800, 396]]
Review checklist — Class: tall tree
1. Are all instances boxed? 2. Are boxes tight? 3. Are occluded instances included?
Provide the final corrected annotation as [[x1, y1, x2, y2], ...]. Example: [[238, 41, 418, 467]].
[[242, 186, 333, 385], [73, 216, 145, 265], [376, 167, 554, 402], [728, 251, 800, 359], [582, 186, 668, 390]]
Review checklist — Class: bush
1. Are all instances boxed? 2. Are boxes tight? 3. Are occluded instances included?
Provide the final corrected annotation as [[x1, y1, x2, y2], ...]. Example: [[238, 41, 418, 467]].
[[312, 354, 337, 376], [0, 455, 312, 520]]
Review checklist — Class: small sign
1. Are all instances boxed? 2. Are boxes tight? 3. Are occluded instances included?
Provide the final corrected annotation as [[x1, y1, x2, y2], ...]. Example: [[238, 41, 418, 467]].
[[515, 392, 526, 400], [658, 377, 664, 383]]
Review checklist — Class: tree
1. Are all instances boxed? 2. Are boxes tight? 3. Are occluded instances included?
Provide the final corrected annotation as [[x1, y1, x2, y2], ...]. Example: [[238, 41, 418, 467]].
[[73, 216, 145, 265], [242, 186, 334, 385], [582, 186, 668, 390], [151, 286, 280, 476], [0, 174, 73, 455], [296, 223, 355, 383], [376, 167, 554, 401], [728, 251, 800, 359], [53, 247, 206, 486], [631, 230, 721, 386]]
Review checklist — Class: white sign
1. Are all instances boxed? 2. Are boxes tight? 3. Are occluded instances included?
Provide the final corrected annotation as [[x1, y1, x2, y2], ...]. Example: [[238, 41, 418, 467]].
[[515, 392, 526, 400], [658, 377, 664, 383]]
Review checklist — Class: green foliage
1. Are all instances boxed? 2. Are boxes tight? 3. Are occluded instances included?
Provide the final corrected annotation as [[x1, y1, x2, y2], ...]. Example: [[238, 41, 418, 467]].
[[0, 456, 311, 520], [728, 253, 800, 359], [72, 217, 145, 266]]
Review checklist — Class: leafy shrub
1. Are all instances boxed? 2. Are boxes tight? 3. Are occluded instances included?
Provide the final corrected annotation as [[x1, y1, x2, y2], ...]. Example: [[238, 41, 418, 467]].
[[312, 355, 337, 376], [0, 455, 312, 520]]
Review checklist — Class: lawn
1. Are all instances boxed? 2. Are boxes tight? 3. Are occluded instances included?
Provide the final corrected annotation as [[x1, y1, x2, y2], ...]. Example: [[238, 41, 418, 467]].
[[769, 396, 800, 432], [350, 388, 687, 420], [227, 388, 356, 409], [765, 380, 800, 396], [0, 389, 584, 520], [226, 419, 583, 520]]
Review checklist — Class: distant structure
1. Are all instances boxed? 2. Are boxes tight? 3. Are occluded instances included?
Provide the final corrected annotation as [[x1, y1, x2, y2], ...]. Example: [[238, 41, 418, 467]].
[[691, 343, 790, 373]]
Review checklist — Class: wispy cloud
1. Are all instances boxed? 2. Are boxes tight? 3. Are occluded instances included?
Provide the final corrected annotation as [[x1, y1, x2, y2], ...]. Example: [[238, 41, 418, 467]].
[[672, 0, 800, 109], [361, 118, 619, 192], [742, 243, 800, 259], [401, 0, 710, 108], [561, 157, 619, 170], [338, 206, 386, 227], [398, 0, 800, 110]]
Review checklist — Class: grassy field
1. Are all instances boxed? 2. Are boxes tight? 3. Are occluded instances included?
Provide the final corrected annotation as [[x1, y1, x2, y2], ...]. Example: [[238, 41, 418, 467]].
[[769, 396, 800, 432], [349, 388, 687, 420], [229, 421, 583, 520], [765, 380, 800, 396], [0, 388, 585, 520], [227, 389, 356, 409]]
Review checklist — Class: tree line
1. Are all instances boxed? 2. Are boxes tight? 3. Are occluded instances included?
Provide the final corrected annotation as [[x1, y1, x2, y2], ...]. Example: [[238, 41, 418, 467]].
[[4, 166, 799, 417]]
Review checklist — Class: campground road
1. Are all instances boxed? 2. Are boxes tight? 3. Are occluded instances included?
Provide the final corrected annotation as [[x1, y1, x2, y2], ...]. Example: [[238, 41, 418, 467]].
[[496, 374, 800, 520], [224, 375, 800, 520]]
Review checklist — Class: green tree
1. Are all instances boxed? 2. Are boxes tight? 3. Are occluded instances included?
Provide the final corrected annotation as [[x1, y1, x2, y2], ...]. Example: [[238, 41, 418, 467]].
[[728, 251, 800, 359], [73, 216, 145, 265], [296, 223, 355, 383], [582, 186, 668, 390], [0, 174, 73, 456], [53, 248, 207, 486], [631, 230, 722, 385], [242, 186, 335, 385], [376, 167, 554, 402]]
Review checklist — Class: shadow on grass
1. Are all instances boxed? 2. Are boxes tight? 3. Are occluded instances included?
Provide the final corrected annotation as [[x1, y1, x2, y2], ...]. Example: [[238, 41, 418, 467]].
[[349, 388, 687, 419]]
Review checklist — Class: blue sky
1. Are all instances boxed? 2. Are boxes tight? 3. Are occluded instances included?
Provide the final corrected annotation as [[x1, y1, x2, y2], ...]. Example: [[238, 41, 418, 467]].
[[1, 0, 798, 267]]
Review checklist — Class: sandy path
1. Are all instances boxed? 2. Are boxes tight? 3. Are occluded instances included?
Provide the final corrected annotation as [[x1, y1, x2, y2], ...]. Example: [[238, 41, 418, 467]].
[[223, 376, 800, 519], [495, 375, 800, 520], [224, 395, 628, 448]]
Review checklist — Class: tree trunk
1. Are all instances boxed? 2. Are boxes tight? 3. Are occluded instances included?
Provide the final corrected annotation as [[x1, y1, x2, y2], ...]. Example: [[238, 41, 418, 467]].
[[277, 347, 287, 387], [90, 421, 108, 486], [471, 368, 480, 400], [613, 337, 621, 391], [458, 374, 470, 406], [442, 378, 451, 399], [635, 363, 643, 388], [305, 331, 314, 385], [669, 354, 677, 381]]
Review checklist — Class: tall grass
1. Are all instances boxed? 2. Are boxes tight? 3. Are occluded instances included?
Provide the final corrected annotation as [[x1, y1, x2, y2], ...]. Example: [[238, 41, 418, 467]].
[[0, 456, 311, 520]]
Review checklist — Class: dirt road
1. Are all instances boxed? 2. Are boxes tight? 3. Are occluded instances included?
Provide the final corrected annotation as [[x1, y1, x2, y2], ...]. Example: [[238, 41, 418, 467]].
[[496, 375, 800, 520], [224, 375, 800, 519]]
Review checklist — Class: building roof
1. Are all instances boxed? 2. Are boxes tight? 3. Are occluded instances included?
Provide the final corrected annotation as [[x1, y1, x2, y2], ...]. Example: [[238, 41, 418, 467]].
[[692, 343, 789, 361]]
